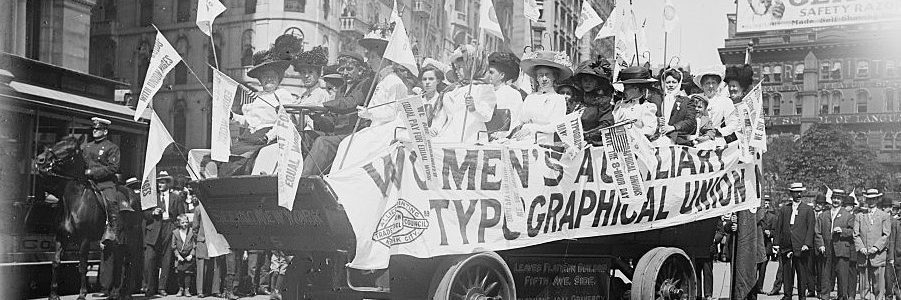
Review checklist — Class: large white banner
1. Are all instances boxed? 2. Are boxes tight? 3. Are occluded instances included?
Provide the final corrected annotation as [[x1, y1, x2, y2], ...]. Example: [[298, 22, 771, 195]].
[[211, 69, 238, 162], [326, 144, 761, 270], [276, 107, 303, 210], [737, 0, 901, 33], [134, 30, 183, 121], [141, 111, 175, 210]]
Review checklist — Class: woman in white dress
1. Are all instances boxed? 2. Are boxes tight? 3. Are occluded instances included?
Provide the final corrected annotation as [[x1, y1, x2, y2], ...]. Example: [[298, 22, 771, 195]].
[[692, 65, 740, 147], [414, 65, 447, 125], [485, 52, 524, 140], [511, 50, 574, 145], [612, 66, 659, 138], [430, 44, 497, 144]]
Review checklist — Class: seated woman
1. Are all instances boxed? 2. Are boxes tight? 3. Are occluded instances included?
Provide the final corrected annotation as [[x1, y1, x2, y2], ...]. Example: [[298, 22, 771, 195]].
[[612, 66, 659, 139], [415, 65, 447, 125], [510, 50, 573, 145], [556, 80, 583, 113], [655, 68, 697, 146], [692, 65, 739, 147], [430, 44, 497, 144], [571, 57, 615, 134], [485, 52, 523, 141]]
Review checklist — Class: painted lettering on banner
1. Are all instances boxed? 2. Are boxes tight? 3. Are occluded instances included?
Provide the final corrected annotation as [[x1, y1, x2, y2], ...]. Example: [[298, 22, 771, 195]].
[[396, 95, 440, 189]]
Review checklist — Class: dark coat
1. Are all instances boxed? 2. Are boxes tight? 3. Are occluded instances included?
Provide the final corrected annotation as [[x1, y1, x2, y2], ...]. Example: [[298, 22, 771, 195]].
[[830, 208, 856, 258], [663, 95, 697, 146], [316, 76, 375, 135], [814, 209, 839, 258], [80, 138, 120, 186], [889, 219, 901, 264], [171, 227, 196, 272], [775, 202, 816, 253], [759, 207, 778, 255], [143, 190, 186, 246], [192, 208, 209, 259]]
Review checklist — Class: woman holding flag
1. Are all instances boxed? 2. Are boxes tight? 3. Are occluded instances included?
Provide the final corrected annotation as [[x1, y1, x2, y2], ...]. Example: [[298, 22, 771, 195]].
[[430, 44, 497, 144]]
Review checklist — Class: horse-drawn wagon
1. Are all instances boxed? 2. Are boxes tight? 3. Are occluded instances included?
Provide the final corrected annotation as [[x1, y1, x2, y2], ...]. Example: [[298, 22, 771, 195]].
[[195, 138, 761, 300]]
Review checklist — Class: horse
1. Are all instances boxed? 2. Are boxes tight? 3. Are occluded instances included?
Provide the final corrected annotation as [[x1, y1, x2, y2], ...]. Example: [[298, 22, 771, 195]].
[[34, 135, 106, 300]]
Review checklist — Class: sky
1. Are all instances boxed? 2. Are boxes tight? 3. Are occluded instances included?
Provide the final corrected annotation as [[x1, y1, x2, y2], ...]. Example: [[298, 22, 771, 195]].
[[628, 0, 735, 68]]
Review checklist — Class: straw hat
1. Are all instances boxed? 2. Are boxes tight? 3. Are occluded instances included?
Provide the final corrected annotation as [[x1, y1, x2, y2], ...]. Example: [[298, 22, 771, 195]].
[[156, 171, 173, 182], [788, 182, 806, 192], [692, 65, 726, 88], [520, 50, 574, 81]]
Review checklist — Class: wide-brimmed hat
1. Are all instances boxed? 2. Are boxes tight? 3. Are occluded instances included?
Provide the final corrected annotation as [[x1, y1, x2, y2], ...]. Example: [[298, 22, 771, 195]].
[[91, 117, 111, 129], [156, 171, 173, 182], [321, 65, 344, 86], [125, 177, 140, 188], [614, 66, 658, 85], [555, 80, 582, 94], [359, 23, 392, 52], [864, 188, 884, 198], [692, 65, 726, 88], [293, 46, 329, 69], [789, 182, 806, 192], [520, 50, 574, 81], [247, 34, 302, 79], [572, 56, 613, 83]]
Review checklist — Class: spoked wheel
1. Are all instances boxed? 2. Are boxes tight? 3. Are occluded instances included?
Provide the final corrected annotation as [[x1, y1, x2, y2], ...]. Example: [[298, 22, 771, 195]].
[[430, 252, 516, 300], [631, 247, 697, 300]]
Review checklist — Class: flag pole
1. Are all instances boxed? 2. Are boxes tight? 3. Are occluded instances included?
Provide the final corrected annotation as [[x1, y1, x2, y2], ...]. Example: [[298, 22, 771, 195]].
[[152, 24, 214, 97], [336, 57, 386, 170], [210, 34, 220, 69], [663, 32, 668, 67]]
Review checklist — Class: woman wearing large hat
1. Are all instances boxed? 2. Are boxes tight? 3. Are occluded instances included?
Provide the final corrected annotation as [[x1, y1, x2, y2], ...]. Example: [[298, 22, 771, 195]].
[[510, 50, 573, 144], [571, 56, 616, 141], [613, 66, 660, 138], [692, 65, 740, 146], [430, 44, 497, 144]]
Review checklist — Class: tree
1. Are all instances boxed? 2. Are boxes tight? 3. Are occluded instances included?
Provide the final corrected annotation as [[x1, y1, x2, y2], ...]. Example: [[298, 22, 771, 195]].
[[761, 134, 798, 198], [782, 124, 889, 193]]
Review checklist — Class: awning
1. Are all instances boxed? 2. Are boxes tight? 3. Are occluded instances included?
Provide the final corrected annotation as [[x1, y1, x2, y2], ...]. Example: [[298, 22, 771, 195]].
[[2, 80, 148, 125]]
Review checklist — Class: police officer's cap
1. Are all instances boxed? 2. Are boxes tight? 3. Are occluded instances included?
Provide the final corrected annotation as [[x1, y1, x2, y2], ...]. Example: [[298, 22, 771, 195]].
[[91, 117, 111, 129]]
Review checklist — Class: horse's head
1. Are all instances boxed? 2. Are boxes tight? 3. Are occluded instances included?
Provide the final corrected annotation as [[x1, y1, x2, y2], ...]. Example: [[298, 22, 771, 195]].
[[35, 135, 84, 175]]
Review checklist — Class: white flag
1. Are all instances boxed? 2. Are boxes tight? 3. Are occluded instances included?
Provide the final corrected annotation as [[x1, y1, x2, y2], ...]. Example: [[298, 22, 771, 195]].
[[276, 107, 304, 210], [663, 0, 679, 33], [134, 29, 183, 121], [479, 0, 504, 39], [595, 4, 618, 40], [575, 0, 604, 38], [384, 17, 418, 75], [141, 111, 175, 209], [524, 0, 541, 22], [554, 110, 586, 156], [196, 0, 226, 37], [140, 167, 158, 210], [390, 0, 400, 23], [211, 68, 238, 162], [195, 202, 231, 257], [743, 82, 767, 152]]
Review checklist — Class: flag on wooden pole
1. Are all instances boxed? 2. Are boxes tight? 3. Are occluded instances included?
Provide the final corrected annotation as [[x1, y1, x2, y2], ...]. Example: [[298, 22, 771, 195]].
[[384, 17, 419, 75], [140, 110, 175, 209], [524, 0, 541, 22], [575, 0, 604, 38], [479, 0, 504, 39], [196, 0, 226, 37], [134, 29, 183, 121]]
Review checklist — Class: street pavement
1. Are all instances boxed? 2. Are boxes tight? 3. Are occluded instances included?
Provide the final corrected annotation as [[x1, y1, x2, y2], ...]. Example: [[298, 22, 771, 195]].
[[30, 260, 815, 300]]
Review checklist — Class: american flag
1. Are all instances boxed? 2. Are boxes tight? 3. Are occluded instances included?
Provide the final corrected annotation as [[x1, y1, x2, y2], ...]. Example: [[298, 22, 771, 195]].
[[606, 126, 630, 152], [234, 85, 257, 106]]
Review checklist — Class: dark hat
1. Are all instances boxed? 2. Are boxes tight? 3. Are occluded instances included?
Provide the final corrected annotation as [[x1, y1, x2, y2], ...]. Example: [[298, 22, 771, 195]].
[[321, 65, 344, 86], [293, 45, 329, 69], [487, 52, 521, 82], [555, 80, 582, 95], [337, 51, 365, 64], [573, 56, 613, 83], [724, 64, 754, 90], [520, 50, 574, 81], [247, 34, 303, 79], [880, 195, 893, 207], [841, 194, 856, 206], [359, 23, 392, 52], [91, 117, 111, 129], [614, 66, 658, 85], [815, 194, 828, 205]]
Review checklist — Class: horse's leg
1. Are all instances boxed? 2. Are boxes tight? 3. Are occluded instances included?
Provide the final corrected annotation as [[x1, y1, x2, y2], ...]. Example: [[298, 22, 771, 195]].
[[49, 240, 62, 300], [77, 239, 90, 300]]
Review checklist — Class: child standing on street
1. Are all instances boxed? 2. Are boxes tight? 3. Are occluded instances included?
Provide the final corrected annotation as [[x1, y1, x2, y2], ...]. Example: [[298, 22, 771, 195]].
[[172, 214, 196, 297]]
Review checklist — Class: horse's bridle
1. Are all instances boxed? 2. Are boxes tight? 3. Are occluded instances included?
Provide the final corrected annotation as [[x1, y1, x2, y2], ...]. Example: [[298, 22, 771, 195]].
[[36, 146, 79, 180]]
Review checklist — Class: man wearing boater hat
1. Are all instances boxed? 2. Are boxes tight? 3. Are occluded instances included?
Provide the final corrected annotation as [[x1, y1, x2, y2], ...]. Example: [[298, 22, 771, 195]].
[[774, 182, 817, 299], [815, 189, 850, 299], [82, 117, 125, 246], [855, 188, 892, 300]]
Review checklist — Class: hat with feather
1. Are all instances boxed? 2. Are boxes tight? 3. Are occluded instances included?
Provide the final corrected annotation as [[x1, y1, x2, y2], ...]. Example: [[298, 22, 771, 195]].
[[520, 50, 574, 81], [359, 23, 393, 52], [293, 45, 329, 70], [247, 34, 303, 79]]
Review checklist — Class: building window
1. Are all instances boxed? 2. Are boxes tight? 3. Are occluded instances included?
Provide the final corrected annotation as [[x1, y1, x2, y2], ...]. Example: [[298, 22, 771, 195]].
[[173, 99, 187, 146], [795, 94, 802, 114], [832, 91, 842, 114], [896, 133, 901, 150], [884, 133, 895, 150], [784, 65, 793, 82], [857, 89, 869, 113], [455, 0, 465, 12], [795, 63, 804, 81], [177, 0, 192, 22], [831, 62, 842, 80], [773, 93, 782, 115], [140, 0, 154, 26], [762, 66, 771, 83], [887, 89, 896, 112], [285, 0, 307, 12], [819, 92, 829, 115], [174, 37, 189, 84], [857, 60, 869, 78], [241, 29, 254, 66], [323, 0, 330, 19], [773, 65, 782, 82], [887, 61, 897, 78], [820, 62, 830, 80], [763, 94, 770, 116], [246, 0, 257, 14]]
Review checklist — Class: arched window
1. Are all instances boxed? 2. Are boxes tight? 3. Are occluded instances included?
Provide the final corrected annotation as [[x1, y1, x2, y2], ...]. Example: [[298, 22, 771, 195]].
[[819, 92, 830, 115], [763, 66, 772, 83], [177, 0, 192, 22], [884, 132, 894, 150], [832, 90, 842, 114], [857, 60, 870, 78], [857, 89, 869, 113], [855, 132, 868, 146], [773, 93, 782, 115], [140, 0, 154, 26], [173, 37, 189, 84], [795, 93, 802, 114], [773, 65, 783, 82], [246, 0, 257, 14], [784, 65, 793, 82], [762, 94, 770, 116], [831, 62, 842, 80], [887, 88, 896, 112], [795, 63, 804, 81], [241, 29, 254, 66]]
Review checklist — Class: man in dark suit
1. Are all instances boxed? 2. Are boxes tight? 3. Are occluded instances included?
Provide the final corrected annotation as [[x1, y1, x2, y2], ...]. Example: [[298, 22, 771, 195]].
[[831, 191, 857, 300], [815, 191, 845, 299], [756, 195, 777, 295], [657, 68, 697, 146], [775, 182, 817, 300], [142, 171, 186, 296]]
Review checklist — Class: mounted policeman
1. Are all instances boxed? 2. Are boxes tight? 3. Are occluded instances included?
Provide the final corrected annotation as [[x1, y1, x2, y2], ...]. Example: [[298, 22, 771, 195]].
[[82, 117, 130, 246]]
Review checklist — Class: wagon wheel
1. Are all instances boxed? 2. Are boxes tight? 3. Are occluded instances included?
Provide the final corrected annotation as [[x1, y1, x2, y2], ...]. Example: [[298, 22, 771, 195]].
[[631, 247, 697, 300], [430, 252, 516, 300]]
